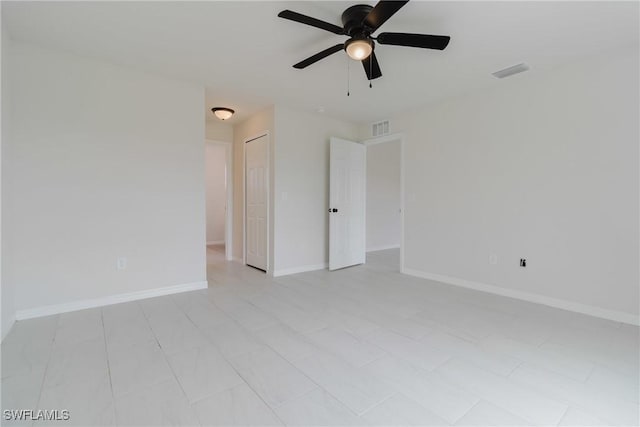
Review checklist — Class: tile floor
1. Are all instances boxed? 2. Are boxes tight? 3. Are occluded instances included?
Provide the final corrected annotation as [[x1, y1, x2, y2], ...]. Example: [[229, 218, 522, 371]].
[[2, 248, 638, 426]]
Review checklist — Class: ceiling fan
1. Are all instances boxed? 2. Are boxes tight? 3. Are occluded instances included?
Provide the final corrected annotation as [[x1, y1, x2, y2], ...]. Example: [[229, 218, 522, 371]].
[[277, 0, 450, 81]]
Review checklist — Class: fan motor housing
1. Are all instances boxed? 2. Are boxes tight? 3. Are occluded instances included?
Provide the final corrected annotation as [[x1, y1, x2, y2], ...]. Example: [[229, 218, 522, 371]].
[[341, 4, 373, 36]]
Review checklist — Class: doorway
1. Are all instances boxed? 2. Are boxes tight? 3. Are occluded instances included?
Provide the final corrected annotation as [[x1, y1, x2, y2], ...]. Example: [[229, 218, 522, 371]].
[[244, 133, 269, 272], [329, 137, 367, 270], [205, 139, 233, 262], [364, 134, 403, 271], [327, 134, 404, 272]]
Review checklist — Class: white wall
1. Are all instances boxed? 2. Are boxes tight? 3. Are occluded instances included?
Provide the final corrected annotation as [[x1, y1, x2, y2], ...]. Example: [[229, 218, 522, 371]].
[[232, 106, 275, 265], [5, 42, 206, 315], [230, 106, 360, 275], [1, 12, 15, 339], [393, 46, 639, 321], [206, 120, 233, 143], [273, 107, 359, 274], [366, 139, 401, 252], [205, 142, 226, 244]]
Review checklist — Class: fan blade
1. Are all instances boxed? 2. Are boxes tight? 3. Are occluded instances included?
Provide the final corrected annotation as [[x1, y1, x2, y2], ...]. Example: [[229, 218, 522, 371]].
[[278, 10, 344, 35], [364, 1, 409, 33], [377, 32, 450, 50], [361, 52, 382, 80], [293, 44, 344, 69]]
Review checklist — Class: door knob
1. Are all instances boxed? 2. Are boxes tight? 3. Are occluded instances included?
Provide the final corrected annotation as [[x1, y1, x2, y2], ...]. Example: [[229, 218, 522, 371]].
[[331, 208, 338, 212]]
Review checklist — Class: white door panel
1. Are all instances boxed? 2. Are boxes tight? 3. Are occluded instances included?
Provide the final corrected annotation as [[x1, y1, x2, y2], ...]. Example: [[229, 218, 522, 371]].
[[329, 137, 366, 271], [245, 135, 268, 271]]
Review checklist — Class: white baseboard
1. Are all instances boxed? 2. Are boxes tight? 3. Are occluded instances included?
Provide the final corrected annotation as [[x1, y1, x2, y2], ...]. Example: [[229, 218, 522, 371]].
[[273, 263, 328, 277], [2, 314, 16, 342], [15, 281, 208, 321], [206, 240, 225, 245], [403, 268, 639, 326], [367, 244, 401, 253]]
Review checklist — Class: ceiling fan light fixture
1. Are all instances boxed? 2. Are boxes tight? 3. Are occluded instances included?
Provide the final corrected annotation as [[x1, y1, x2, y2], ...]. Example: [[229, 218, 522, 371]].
[[345, 37, 373, 61], [211, 107, 234, 120], [278, 1, 450, 82]]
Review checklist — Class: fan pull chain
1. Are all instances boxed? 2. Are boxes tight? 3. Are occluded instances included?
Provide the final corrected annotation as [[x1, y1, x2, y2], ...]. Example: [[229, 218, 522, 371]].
[[369, 54, 373, 88], [347, 57, 350, 96]]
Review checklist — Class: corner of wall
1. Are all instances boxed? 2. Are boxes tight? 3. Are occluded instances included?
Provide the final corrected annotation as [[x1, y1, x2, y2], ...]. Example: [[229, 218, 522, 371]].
[[0, 10, 16, 341], [1, 313, 15, 341]]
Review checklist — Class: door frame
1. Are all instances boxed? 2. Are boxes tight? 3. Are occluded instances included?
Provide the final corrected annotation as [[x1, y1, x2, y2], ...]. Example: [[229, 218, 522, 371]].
[[362, 133, 406, 272], [243, 132, 270, 273], [205, 139, 233, 261]]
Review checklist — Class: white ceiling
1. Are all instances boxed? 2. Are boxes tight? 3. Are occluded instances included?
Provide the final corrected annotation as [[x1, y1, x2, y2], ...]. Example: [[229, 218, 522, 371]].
[[3, 1, 638, 124]]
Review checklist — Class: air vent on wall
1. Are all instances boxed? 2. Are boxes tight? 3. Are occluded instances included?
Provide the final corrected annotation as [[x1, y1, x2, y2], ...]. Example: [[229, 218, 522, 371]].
[[372, 120, 389, 137], [492, 63, 530, 79]]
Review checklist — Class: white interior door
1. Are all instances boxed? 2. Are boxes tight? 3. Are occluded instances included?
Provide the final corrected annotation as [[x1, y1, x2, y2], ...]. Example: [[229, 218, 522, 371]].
[[329, 137, 366, 270], [245, 135, 268, 271]]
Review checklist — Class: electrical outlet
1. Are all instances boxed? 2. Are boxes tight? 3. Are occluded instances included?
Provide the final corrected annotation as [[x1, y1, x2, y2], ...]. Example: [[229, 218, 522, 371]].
[[117, 257, 127, 271], [489, 254, 498, 265], [520, 258, 526, 267]]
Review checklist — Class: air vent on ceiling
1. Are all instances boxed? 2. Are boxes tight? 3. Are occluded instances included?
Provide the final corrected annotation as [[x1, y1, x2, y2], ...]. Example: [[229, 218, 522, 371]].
[[492, 63, 530, 79], [372, 120, 390, 137]]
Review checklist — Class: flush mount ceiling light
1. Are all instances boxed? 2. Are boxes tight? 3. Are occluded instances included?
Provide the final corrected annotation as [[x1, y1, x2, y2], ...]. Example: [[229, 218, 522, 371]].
[[345, 36, 373, 61], [211, 107, 234, 120]]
